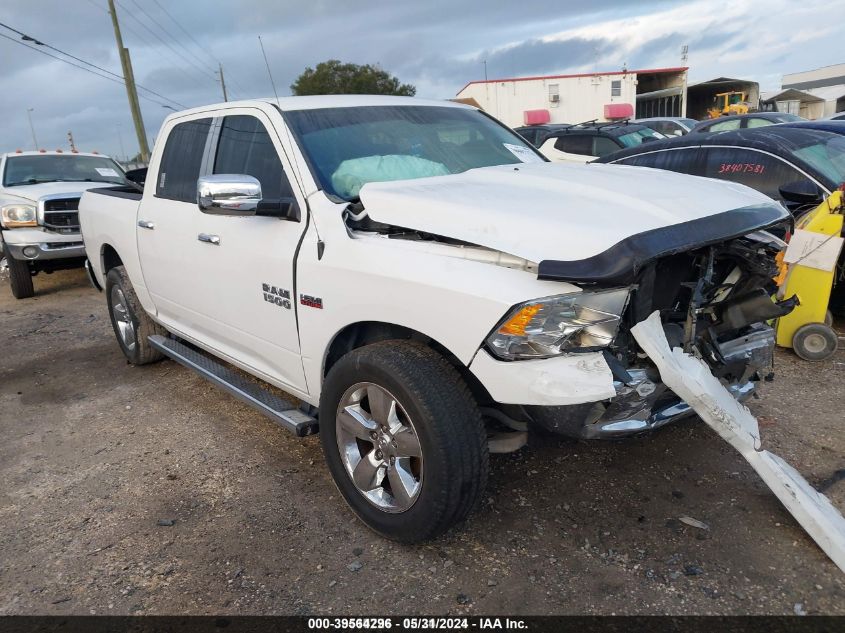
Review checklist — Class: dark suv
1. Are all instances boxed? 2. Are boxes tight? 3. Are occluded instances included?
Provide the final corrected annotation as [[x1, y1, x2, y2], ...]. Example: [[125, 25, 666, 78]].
[[512, 124, 574, 147], [524, 121, 665, 162]]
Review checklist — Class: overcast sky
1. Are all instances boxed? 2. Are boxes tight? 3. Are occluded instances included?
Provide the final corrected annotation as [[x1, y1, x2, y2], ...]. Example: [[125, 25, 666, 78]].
[[0, 0, 841, 160]]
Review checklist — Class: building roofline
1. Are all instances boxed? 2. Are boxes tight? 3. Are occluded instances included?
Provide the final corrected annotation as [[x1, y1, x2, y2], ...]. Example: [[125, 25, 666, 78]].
[[456, 66, 688, 95], [783, 62, 845, 78]]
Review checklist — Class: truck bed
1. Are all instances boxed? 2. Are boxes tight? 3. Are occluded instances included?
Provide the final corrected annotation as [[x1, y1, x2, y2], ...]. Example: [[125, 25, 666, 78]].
[[78, 184, 145, 296]]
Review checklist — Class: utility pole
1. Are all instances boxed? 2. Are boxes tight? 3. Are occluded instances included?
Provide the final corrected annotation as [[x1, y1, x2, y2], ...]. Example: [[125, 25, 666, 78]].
[[218, 63, 228, 102], [26, 108, 38, 150], [67, 131, 77, 152], [107, 0, 150, 162]]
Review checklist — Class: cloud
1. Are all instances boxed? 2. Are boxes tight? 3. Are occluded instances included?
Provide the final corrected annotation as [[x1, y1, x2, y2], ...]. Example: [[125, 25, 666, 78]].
[[0, 0, 842, 159]]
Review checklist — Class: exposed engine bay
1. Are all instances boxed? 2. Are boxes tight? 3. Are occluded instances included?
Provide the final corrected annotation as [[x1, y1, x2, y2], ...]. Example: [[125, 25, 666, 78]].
[[529, 231, 798, 439], [616, 231, 796, 381]]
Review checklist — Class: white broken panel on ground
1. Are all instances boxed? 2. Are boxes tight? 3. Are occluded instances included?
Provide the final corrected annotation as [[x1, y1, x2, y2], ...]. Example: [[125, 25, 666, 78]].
[[631, 311, 845, 574]]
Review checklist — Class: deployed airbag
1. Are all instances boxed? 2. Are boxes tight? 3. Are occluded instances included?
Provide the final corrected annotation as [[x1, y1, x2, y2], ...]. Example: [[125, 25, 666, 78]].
[[331, 154, 449, 198]]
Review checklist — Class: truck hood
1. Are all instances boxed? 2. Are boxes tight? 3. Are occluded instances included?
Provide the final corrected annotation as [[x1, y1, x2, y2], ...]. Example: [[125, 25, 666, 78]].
[[359, 162, 786, 272], [0, 181, 117, 204]]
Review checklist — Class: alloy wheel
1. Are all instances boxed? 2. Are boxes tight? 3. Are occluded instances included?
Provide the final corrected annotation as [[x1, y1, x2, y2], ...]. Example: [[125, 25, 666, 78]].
[[335, 382, 423, 512], [110, 285, 136, 351]]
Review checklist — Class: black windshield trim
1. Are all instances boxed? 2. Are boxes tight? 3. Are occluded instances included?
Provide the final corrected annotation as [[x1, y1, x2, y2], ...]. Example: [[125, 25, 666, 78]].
[[537, 204, 790, 284]]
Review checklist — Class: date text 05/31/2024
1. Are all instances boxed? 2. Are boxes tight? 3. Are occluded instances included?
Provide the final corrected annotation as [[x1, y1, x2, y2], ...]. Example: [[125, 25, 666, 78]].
[[307, 618, 528, 630]]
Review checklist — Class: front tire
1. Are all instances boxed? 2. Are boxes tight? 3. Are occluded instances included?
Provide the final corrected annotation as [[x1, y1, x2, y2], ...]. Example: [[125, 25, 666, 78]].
[[319, 341, 488, 543], [105, 266, 166, 365], [7, 257, 34, 299]]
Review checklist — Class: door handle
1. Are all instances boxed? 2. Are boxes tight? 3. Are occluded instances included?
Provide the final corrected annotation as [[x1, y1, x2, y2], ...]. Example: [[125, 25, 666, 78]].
[[197, 233, 220, 245], [137, 220, 155, 230]]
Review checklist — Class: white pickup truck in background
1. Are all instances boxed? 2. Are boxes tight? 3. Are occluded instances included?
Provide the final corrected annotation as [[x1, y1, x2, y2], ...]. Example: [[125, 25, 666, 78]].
[[0, 150, 132, 298], [79, 96, 793, 542]]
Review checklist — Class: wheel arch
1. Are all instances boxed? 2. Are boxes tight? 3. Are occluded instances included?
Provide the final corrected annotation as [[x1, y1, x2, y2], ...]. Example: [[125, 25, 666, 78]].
[[100, 243, 123, 274], [321, 321, 492, 405]]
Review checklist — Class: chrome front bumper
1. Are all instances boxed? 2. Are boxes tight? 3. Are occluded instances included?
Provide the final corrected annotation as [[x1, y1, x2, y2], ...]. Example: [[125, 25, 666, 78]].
[[5, 241, 86, 261], [579, 369, 756, 439], [527, 324, 775, 440]]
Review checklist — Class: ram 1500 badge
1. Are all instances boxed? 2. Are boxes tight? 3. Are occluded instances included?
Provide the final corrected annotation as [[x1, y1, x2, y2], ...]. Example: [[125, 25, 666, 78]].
[[79, 96, 792, 543]]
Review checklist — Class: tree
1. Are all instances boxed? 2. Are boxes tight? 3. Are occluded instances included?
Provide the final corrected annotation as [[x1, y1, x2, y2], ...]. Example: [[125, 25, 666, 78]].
[[291, 60, 416, 97]]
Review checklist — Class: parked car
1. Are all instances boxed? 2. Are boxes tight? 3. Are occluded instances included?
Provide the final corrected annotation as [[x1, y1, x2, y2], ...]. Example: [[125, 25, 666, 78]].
[[689, 112, 805, 134], [635, 117, 698, 137], [595, 127, 845, 209], [823, 112, 845, 121], [512, 123, 573, 147], [79, 96, 790, 542], [777, 119, 845, 135], [0, 150, 131, 298], [535, 121, 666, 162]]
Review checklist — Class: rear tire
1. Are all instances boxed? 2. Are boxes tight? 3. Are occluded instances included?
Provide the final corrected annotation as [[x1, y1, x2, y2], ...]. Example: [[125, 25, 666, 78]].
[[319, 341, 488, 543], [105, 266, 166, 365], [792, 322, 838, 361], [7, 256, 34, 299]]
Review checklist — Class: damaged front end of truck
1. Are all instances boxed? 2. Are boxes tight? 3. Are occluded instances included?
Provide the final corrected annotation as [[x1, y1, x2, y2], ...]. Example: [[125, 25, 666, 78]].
[[526, 206, 796, 439]]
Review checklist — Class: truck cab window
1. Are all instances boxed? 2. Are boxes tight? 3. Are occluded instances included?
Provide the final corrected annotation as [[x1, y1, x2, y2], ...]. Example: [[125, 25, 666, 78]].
[[156, 118, 212, 202], [213, 115, 294, 199]]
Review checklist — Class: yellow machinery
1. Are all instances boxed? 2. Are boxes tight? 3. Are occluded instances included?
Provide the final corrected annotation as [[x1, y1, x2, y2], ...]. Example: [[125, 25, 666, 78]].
[[776, 190, 843, 360], [707, 91, 750, 119]]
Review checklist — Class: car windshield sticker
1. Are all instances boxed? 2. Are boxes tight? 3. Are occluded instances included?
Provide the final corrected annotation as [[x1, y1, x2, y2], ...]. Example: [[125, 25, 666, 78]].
[[503, 143, 543, 163], [95, 167, 120, 177]]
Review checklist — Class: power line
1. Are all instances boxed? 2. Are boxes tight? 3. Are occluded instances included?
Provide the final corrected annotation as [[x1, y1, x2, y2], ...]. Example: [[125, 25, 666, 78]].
[[0, 30, 181, 110], [139, 0, 219, 78], [121, 0, 218, 82], [0, 20, 185, 109], [84, 0, 106, 14], [150, 0, 217, 66], [115, 0, 216, 94], [147, 0, 247, 99], [89, 0, 246, 101]]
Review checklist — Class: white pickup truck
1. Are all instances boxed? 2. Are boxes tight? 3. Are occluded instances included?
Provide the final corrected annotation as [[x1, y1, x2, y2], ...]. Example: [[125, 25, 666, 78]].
[[0, 150, 132, 298], [79, 96, 793, 542]]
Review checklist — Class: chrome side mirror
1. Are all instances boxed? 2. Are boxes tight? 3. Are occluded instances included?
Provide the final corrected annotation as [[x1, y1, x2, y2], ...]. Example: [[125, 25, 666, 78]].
[[197, 174, 262, 215]]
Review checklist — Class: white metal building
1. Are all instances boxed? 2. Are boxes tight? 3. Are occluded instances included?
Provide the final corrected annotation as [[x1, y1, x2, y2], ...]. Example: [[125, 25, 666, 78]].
[[456, 67, 688, 128], [781, 64, 845, 117]]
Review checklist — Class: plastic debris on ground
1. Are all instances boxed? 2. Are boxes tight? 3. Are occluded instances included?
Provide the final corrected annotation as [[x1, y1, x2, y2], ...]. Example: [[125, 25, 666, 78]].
[[631, 311, 845, 573]]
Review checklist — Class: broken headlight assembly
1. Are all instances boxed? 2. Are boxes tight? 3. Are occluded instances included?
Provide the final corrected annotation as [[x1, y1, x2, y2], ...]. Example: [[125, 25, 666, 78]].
[[486, 288, 630, 360], [0, 203, 37, 228]]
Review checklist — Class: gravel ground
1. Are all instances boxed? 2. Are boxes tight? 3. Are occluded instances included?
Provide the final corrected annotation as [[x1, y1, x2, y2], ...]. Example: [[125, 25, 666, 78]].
[[0, 268, 843, 616]]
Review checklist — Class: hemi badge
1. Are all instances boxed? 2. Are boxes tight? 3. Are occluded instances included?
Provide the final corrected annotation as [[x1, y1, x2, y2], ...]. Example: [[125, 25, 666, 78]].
[[300, 294, 323, 309]]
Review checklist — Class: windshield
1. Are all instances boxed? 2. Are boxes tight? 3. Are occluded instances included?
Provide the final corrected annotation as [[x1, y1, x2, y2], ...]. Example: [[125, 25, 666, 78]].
[[790, 134, 845, 186], [3, 155, 128, 187], [616, 127, 666, 148], [284, 105, 545, 200]]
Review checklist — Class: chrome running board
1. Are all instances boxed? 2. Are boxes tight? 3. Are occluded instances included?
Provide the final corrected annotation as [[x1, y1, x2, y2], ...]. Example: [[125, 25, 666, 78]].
[[148, 335, 318, 437]]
